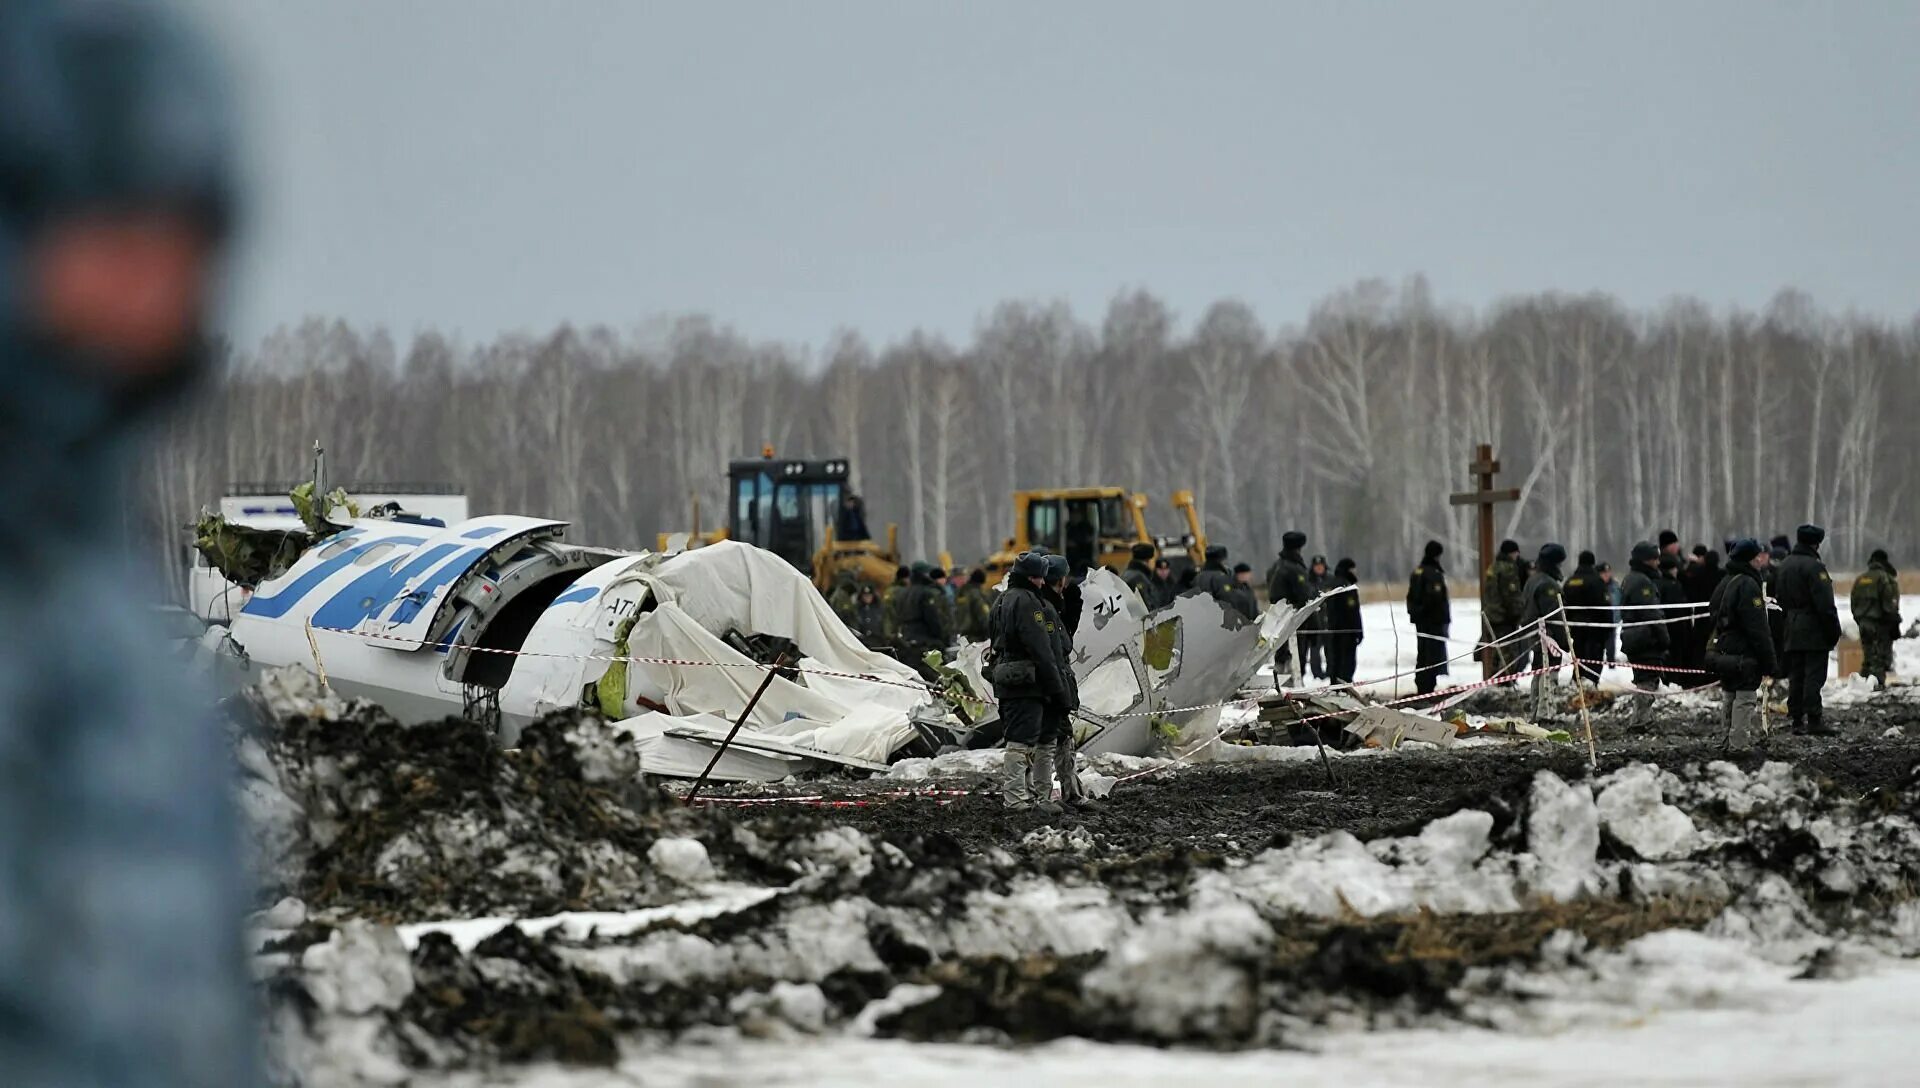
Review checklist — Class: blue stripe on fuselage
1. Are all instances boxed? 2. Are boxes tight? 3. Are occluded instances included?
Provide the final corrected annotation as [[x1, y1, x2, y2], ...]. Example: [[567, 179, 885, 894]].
[[240, 531, 372, 618], [308, 543, 473, 631], [462, 526, 507, 540], [547, 585, 599, 608], [386, 547, 486, 626]]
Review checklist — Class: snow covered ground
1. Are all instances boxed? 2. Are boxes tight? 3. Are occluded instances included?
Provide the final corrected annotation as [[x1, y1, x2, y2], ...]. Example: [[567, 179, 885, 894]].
[[1278, 595, 1920, 702], [422, 953, 1920, 1088]]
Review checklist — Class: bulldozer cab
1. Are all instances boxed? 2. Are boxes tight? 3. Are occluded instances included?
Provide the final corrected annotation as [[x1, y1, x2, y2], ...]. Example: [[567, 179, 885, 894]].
[[1018, 489, 1144, 575], [727, 457, 851, 573]]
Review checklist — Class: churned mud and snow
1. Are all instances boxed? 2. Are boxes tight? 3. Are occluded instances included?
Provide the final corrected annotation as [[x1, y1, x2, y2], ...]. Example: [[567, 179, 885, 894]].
[[239, 626, 1920, 1087]]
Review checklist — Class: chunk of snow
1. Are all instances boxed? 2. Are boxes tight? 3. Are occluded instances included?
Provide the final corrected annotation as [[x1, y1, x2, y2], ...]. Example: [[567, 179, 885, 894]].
[[649, 836, 715, 884], [1597, 764, 1700, 861]]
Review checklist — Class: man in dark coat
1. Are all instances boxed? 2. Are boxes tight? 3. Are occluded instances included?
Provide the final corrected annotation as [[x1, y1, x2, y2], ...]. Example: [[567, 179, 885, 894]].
[[1034, 553, 1091, 808], [1407, 540, 1451, 695], [988, 552, 1069, 812], [1520, 543, 1573, 720], [1302, 555, 1332, 678], [1775, 524, 1842, 735], [835, 493, 871, 541], [1619, 543, 1671, 728], [1680, 546, 1722, 673], [1481, 539, 1527, 683], [1763, 536, 1790, 656], [1121, 542, 1156, 603], [1226, 563, 1260, 620], [1325, 558, 1364, 685], [1562, 551, 1609, 686], [1851, 549, 1902, 690], [1656, 553, 1690, 683], [851, 582, 887, 643], [1151, 558, 1178, 609], [952, 568, 993, 642], [1191, 544, 1232, 599], [1265, 530, 1311, 683], [897, 564, 950, 670], [1706, 539, 1777, 747]]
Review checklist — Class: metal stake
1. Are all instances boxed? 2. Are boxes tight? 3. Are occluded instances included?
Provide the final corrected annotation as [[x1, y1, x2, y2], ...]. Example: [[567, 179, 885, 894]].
[[685, 652, 788, 805]]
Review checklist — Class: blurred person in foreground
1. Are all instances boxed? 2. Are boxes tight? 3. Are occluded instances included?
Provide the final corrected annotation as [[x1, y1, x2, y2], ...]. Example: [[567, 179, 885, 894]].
[[0, 2, 257, 1085]]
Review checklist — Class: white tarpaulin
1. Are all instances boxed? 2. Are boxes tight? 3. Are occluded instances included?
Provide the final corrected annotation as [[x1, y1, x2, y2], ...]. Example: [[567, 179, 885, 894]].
[[609, 542, 928, 767]]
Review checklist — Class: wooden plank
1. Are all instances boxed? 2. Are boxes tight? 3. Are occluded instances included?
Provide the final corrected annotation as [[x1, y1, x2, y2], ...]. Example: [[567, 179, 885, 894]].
[[1469, 458, 1501, 474], [1448, 487, 1521, 506]]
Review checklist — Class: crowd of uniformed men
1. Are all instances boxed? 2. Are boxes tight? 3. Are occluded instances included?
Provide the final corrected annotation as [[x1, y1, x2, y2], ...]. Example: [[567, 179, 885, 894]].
[[1475, 526, 1901, 744], [832, 520, 1900, 810]]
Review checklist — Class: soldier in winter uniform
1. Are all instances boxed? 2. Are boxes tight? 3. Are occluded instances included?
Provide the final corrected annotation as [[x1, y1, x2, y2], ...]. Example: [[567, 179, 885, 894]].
[[1705, 539, 1777, 746], [1036, 554, 1094, 810], [1302, 556, 1331, 678], [1851, 550, 1902, 690], [1656, 553, 1690, 682], [1226, 563, 1260, 620], [1775, 524, 1842, 735], [0, 3, 261, 1083], [988, 553, 1069, 813], [1562, 551, 1609, 685], [1191, 543, 1232, 599], [1619, 542, 1671, 728], [1265, 530, 1311, 682], [1481, 539, 1526, 682], [851, 582, 887, 643], [1325, 558, 1364, 685], [952, 568, 993, 642], [1121, 542, 1157, 606], [1519, 543, 1574, 721], [882, 565, 911, 640], [1406, 541, 1451, 695]]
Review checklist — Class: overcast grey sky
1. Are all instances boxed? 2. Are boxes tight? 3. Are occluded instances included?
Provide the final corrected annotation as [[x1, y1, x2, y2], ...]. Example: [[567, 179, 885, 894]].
[[184, 0, 1919, 352]]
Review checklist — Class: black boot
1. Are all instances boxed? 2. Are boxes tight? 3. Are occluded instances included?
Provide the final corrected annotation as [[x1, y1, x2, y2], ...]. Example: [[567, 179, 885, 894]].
[[1804, 713, 1839, 737]]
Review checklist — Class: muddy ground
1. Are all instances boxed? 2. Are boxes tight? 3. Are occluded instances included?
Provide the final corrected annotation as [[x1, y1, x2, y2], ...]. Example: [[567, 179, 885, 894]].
[[245, 674, 1920, 1082], [716, 697, 1920, 860]]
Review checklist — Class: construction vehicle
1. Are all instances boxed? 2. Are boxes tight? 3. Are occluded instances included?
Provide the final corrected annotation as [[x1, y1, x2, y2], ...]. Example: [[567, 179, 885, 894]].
[[979, 488, 1208, 579], [657, 451, 930, 593]]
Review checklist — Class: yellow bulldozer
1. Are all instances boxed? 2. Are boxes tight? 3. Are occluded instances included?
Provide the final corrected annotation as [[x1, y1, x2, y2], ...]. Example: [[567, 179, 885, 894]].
[[657, 452, 943, 593], [978, 487, 1208, 580]]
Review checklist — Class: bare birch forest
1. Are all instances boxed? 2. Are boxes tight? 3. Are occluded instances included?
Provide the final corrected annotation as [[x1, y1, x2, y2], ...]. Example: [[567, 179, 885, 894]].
[[140, 278, 1918, 596]]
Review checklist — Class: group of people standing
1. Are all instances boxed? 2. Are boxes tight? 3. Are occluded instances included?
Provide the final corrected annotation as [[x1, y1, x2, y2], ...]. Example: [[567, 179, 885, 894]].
[[828, 561, 996, 673], [1480, 525, 1899, 743]]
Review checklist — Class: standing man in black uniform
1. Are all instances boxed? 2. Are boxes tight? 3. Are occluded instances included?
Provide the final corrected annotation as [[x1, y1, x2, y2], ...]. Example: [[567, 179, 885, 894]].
[[1191, 544, 1232, 599], [1302, 556, 1332, 678], [1520, 543, 1573, 721], [1656, 553, 1690, 685], [988, 552, 1068, 813], [1706, 539, 1777, 747], [1037, 554, 1094, 809], [1775, 523, 1842, 736], [1226, 563, 1260, 620], [1562, 551, 1609, 685], [1619, 542, 1670, 729], [1121, 542, 1157, 607], [1407, 541, 1451, 696], [1266, 530, 1311, 683], [1325, 557, 1364, 685]]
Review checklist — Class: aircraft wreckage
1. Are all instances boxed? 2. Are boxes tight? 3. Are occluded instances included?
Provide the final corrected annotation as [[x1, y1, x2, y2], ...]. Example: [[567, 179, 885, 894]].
[[199, 509, 1326, 782]]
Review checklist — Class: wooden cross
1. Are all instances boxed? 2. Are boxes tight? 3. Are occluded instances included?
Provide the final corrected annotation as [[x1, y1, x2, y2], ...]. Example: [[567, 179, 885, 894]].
[[1449, 443, 1520, 677]]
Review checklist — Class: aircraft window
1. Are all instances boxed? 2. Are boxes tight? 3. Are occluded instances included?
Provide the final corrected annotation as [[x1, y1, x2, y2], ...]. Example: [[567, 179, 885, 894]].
[[315, 536, 357, 560], [353, 542, 401, 567]]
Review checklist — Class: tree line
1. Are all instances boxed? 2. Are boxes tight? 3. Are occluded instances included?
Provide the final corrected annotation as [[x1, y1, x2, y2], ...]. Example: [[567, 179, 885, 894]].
[[137, 278, 1919, 601]]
